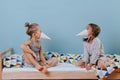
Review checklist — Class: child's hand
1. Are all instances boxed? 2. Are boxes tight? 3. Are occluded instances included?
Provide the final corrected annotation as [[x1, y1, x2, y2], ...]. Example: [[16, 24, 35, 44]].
[[87, 35, 94, 42], [41, 61, 49, 66], [42, 61, 47, 65], [32, 53, 37, 60], [42, 61, 52, 68]]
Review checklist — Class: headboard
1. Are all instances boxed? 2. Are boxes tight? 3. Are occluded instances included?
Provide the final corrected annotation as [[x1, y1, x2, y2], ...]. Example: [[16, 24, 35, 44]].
[[0, 48, 13, 79]]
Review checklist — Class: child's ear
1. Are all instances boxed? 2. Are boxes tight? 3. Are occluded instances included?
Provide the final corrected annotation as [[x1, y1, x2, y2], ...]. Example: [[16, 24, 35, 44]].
[[34, 33, 37, 36], [32, 33, 35, 37]]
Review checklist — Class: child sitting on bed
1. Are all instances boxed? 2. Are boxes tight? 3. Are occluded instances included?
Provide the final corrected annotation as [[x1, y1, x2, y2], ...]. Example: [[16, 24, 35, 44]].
[[21, 22, 58, 73], [76, 23, 108, 70]]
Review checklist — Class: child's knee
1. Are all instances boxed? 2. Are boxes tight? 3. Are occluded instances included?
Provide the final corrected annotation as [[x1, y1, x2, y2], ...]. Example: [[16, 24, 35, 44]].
[[26, 53, 32, 56], [97, 60, 106, 69], [25, 53, 34, 59]]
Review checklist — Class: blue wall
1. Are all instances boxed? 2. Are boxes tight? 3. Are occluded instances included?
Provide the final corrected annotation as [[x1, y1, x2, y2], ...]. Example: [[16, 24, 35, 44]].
[[0, 0, 120, 54]]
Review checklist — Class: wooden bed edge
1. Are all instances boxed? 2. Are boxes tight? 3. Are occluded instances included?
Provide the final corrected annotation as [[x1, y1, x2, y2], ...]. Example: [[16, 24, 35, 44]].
[[0, 48, 13, 80], [2, 71, 98, 79]]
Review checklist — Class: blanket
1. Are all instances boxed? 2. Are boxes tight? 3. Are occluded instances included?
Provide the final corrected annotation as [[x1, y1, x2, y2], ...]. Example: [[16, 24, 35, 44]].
[[3, 52, 120, 80]]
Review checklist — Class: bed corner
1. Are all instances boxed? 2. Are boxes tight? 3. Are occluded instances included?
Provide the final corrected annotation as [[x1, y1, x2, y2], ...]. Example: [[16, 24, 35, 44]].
[[0, 48, 13, 80]]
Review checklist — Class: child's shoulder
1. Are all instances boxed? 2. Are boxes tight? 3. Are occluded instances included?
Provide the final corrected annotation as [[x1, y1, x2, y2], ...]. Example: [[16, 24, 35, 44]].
[[23, 39, 32, 45], [92, 38, 103, 46], [27, 39, 32, 43], [93, 37, 100, 41], [83, 37, 101, 44], [93, 37, 101, 43]]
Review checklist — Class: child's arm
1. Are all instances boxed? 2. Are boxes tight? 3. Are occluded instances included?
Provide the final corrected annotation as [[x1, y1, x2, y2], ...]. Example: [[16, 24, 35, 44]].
[[39, 42, 47, 64], [21, 40, 37, 58], [90, 40, 101, 65], [82, 42, 89, 64]]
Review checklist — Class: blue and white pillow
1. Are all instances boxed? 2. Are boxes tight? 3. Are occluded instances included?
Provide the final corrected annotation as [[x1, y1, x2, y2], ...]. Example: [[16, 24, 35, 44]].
[[3, 54, 23, 68], [43, 51, 59, 60], [58, 53, 82, 64]]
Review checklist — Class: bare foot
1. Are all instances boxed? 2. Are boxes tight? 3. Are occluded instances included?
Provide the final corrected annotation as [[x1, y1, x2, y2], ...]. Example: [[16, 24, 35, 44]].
[[35, 65, 44, 71], [80, 62, 85, 68], [35, 65, 49, 74], [41, 66, 49, 74], [80, 65, 85, 68]]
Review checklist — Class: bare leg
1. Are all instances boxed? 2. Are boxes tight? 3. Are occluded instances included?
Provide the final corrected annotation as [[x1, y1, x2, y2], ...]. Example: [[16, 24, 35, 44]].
[[24, 53, 44, 71], [97, 59, 107, 69], [75, 60, 85, 68], [46, 57, 58, 67]]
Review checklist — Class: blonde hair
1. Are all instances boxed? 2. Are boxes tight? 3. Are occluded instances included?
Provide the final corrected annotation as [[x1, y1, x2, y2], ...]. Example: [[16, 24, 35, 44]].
[[24, 22, 39, 37]]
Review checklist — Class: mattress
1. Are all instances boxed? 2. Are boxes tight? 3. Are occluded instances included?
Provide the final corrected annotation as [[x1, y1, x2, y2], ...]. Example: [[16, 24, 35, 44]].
[[3, 63, 93, 72]]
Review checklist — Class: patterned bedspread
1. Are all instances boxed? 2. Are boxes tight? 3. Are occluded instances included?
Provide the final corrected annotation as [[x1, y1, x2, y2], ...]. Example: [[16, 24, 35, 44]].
[[3, 52, 120, 80]]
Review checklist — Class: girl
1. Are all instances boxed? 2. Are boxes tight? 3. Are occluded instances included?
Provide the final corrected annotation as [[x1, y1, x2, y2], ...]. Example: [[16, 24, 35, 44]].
[[21, 22, 58, 73], [76, 23, 108, 70]]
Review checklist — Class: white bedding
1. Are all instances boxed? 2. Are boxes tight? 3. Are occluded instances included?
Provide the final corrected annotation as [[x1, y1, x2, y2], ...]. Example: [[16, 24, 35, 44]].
[[3, 63, 93, 72]]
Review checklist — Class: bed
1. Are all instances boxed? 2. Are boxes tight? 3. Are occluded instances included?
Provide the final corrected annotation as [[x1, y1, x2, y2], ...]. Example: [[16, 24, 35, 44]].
[[0, 48, 120, 80]]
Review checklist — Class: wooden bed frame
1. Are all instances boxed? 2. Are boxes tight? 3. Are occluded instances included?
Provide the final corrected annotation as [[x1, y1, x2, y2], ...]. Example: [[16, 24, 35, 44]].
[[0, 48, 120, 80]]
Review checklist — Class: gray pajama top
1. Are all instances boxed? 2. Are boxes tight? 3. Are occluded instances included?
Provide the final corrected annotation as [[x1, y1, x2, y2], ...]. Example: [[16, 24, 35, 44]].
[[82, 38, 105, 64]]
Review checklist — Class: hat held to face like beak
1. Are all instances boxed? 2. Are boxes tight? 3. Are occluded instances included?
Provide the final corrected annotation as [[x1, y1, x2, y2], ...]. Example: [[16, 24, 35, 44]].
[[41, 32, 51, 40], [76, 29, 88, 38]]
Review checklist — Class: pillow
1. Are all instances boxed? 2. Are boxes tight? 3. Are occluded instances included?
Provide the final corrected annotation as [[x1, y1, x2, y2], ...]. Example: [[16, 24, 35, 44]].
[[3, 54, 23, 68], [3, 52, 58, 68], [58, 53, 67, 63], [67, 54, 82, 64], [58, 53, 82, 64], [3, 52, 83, 68], [43, 51, 59, 60]]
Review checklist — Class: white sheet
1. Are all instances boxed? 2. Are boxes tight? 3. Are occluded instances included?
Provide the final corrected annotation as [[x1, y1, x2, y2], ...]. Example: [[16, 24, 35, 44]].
[[3, 63, 93, 72]]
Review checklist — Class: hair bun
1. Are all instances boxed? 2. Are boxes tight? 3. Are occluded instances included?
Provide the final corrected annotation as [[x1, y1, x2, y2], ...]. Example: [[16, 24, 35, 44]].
[[25, 22, 30, 27]]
